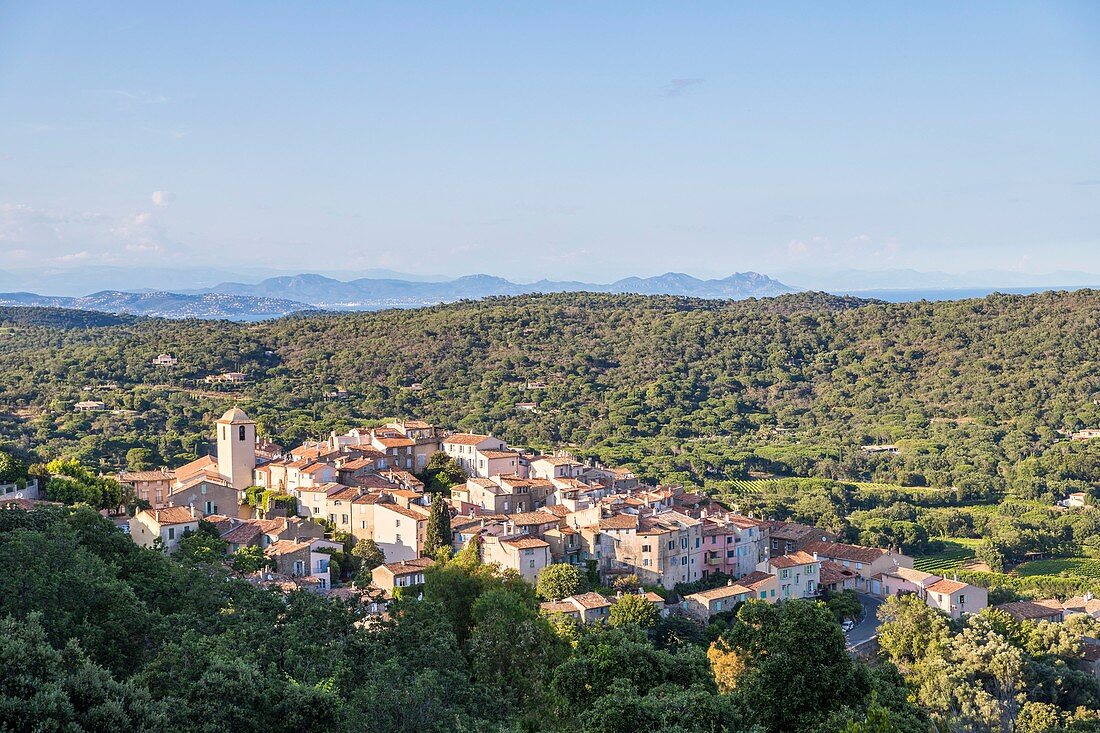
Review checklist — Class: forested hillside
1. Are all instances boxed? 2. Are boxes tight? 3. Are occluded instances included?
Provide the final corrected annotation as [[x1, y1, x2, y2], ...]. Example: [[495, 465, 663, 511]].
[[0, 291, 1098, 500]]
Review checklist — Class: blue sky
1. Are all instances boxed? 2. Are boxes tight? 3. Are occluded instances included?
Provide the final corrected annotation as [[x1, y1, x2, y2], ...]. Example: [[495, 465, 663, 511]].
[[0, 1, 1097, 281]]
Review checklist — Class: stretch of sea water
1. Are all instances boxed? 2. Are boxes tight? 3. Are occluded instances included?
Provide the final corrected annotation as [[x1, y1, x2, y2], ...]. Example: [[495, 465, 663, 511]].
[[830, 285, 1097, 303]]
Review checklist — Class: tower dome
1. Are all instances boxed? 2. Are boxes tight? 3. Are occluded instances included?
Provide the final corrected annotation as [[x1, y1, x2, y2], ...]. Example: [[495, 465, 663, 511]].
[[217, 406, 252, 424]]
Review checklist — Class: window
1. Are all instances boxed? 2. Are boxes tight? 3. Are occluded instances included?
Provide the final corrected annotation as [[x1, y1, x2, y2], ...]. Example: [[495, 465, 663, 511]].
[[641, 544, 651, 553], [759, 591, 767, 599], [726, 549, 736, 558], [167, 527, 175, 540], [781, 569, 790, 579], [681, 557, 687, 566], [959, 594, 967, 605], [695, 537, 700, 548], [643, 559, 651, 567], [341, 514, 348, 524], [680, 537, 687, 549], [529, 560, 535, 568], [667, 540, 675, 550], [395, 519, 401, 527], [239, 425, 246, 441], [396, 534, 402, 543]]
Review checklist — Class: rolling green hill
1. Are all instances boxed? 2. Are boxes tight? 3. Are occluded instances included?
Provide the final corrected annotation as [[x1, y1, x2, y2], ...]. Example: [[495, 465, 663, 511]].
[[0, 290, 1096, 502]]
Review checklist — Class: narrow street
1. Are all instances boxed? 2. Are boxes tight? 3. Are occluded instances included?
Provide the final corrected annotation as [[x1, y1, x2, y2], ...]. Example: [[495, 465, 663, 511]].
[[846, 593, 883, 648]]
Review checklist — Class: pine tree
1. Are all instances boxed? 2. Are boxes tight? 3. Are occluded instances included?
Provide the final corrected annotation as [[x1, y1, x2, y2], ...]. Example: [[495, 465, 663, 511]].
[[424, 493, 453, 559]]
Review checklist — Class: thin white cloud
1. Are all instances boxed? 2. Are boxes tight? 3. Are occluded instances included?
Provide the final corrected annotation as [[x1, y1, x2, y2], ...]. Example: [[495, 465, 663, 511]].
[[0, 201, 175, 263], [151, 190, 175, 207]]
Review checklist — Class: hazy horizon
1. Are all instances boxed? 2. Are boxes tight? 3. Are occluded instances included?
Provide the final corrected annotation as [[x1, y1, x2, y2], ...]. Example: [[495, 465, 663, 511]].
[[2, 2, 1098, 280]]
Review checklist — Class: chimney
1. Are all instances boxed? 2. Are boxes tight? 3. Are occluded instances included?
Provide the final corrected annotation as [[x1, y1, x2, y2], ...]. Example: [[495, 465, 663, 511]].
[[953, 572, 959, 582], [189, 504, 195, 518], [812, 552, 818, 562], [727, 579, 733, 586]]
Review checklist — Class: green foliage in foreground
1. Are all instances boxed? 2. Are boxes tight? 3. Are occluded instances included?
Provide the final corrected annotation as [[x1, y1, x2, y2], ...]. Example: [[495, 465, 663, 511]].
[[0, 504, 928, 733], [877, 594, 1100, 732]]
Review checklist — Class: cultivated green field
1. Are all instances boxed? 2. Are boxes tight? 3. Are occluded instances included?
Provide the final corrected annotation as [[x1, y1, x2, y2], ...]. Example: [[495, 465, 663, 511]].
[[1014, 557, 1100, 580], [912, 538, 983, 573]]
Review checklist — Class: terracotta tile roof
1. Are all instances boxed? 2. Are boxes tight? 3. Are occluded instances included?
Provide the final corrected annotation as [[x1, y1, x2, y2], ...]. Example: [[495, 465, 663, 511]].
[[506, 510, 558, 526], [356, 475, 402, 490], [534, 455, 581, 466], [599, 513, 638, 530], [479, 449, 519, 460], [570, 592, 612, 609], [766, 521, 829, 542], [378, 557, 435, 575], [819, 559, 858, 584], [265, 539, 312, 556], [327, 485, 367, 502], [144, 505, 199, 526], [298, 482, 343, 494], [1064, 596, 1100, 616], [395, 420, 433, 430], [994, 600, 1064, 621], [803, 540, 890, 565], [540, 600, 579, 614], [444, 433, 493, 445], [882, 566, 938, 585], [926, 578, 970, 595], [768, 551, 818, 569], [221, 522, 263, 544], [374, 436, 415, 448], [737, 571, 776, 590], [338, 458, 377, 471], [499, 535, 550, 549], [377, 502, 430, 521], [689, 583, 753, 601], [173, 455, 217, 482]]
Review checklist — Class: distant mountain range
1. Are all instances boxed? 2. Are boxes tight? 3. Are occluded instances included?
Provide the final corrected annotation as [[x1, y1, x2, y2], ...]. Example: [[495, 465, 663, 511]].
[[0, 272, 795, 319], [0, 291, 316, 320], [2, 266, 1095, 319], [197, 271, 796, 309]]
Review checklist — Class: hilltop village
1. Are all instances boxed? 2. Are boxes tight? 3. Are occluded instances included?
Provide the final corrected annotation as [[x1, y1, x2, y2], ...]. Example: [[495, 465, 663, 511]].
[[84, 407, 1005, 627]]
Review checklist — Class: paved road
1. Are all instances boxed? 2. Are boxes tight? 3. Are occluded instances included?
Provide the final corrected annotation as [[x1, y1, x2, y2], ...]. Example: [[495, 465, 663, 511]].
[[846, 593, 883, 647]]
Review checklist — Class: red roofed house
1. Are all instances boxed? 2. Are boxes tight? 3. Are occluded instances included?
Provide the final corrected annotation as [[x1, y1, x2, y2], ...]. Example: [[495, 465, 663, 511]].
[[129, 505, 200, 554], [802, 540, 913, 595], [757, 551, 820, 600], [265, 537, 344, 591], [926, 576, 987, 619], [373, 500, 431, 562], [994, 599, 1064, 624], [682, 581, 756, 620], [442, 433, 509, 477], [372, 557, 435, 594], [481, 534, 551, 582]]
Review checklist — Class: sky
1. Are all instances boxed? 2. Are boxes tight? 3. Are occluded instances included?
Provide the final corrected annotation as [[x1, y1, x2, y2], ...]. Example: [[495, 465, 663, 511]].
[[0, 1, 1098, 283]]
